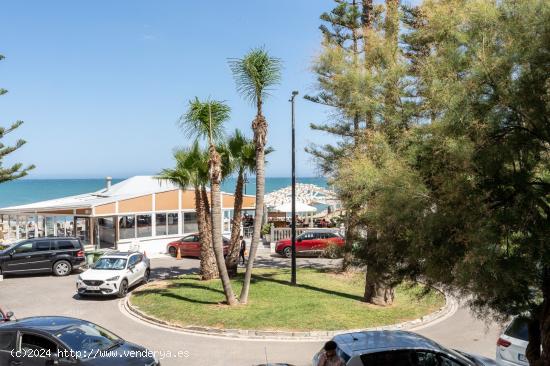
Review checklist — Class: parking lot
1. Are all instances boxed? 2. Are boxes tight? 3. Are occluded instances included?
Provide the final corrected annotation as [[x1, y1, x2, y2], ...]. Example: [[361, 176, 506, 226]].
[[0, 254, 501, 366]]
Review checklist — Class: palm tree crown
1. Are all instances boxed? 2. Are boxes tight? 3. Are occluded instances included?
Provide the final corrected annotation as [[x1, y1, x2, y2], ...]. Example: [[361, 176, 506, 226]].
[[180, 98, 231, 144], [228, 48, 282, 111]]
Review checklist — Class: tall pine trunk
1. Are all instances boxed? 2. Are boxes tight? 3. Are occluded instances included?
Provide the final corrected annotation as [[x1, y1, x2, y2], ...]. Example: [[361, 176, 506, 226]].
[[195, 185, 218, 280], [226, 168, 245, 277], [240, 112, 267, 304], [209, 146, 238, 305]]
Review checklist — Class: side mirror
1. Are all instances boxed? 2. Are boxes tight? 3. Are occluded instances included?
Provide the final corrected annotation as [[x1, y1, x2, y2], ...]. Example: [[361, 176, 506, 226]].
[[128, 265, 135, 271]]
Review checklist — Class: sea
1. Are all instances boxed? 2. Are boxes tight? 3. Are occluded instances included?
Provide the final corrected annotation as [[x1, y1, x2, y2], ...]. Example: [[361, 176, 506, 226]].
[[0, 177, 328, 208]]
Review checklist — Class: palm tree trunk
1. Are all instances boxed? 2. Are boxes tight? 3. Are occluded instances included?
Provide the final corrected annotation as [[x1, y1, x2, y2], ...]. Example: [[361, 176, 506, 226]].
[[240, 113, 267, 304], [195, 185, 218, 280], [226, 168, 245, 277], [209, 146, 238, 305]]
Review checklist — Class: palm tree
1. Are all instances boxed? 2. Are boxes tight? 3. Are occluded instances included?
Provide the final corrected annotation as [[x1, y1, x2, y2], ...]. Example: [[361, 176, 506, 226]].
[[229, 48, 282, 303], [157, 143, 218, 280], [181, 97, 238, 305], [223, 130, 256, 277], [223, 130, 275, 277]]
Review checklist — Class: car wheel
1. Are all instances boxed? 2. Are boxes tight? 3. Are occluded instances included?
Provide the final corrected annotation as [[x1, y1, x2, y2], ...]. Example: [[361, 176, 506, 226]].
[[283, 247, 292, 258], [143, 269, 150, 283], [53, 260, 72, 276], [118, 279, 129, 298], [168, 246, 177, 257]]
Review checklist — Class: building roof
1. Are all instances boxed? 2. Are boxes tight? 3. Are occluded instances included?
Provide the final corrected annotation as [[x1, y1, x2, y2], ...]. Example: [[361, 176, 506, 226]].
[[0, 176, 181, 214]]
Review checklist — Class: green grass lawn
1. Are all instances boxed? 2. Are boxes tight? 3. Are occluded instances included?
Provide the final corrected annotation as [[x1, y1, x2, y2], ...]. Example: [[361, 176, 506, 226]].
[[130, 269, 444, 331]]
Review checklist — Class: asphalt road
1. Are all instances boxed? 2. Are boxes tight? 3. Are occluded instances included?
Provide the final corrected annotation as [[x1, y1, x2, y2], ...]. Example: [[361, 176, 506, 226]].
[[0, 255, 502, 366]]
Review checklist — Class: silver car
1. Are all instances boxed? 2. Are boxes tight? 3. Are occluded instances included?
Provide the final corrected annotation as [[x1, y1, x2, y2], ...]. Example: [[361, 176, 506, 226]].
[[313, 330, 496, 366], [496, 317, 528, 366]]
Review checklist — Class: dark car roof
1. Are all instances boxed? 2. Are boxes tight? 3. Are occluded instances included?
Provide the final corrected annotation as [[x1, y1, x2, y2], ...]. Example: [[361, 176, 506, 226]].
[[28, 237, 80, 241], [0, 316, 88, 333], [334, 331, 445, 356]]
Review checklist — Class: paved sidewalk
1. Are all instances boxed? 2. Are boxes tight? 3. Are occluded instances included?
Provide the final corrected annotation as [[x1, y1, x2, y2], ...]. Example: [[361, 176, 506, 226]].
[[0, 254, 501, 365]]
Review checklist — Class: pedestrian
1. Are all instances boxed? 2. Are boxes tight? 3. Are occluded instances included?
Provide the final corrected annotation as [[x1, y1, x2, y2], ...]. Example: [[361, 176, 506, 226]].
[[317, 341, 345, 366], [239, 235, 246, 265]]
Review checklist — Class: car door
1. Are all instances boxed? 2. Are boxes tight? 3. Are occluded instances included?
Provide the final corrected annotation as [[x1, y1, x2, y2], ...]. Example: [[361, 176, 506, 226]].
[[126, 255, 141, 285], [17, 332, 65, 366], [27, 240, 55, 272], [128, 254, 145, 285], [179, 235, 197, 256], [0, 331, 17, 366], [297, 232, 314, 253], [191, 235, 202, 257], [4, 241, 34, 273]]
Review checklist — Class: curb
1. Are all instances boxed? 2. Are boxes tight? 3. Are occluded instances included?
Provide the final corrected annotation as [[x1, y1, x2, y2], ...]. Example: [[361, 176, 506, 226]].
[[123, 285, 458, 341]]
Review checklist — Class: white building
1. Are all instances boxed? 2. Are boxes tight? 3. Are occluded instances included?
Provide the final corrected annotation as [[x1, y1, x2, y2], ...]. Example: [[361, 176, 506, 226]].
[[0, 176, 255, 256]]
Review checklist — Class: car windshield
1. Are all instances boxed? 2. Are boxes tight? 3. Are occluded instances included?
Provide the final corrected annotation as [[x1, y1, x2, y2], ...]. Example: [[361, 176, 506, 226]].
[[505, 317, 529, 341], [93, 258, 127, 270], [55, 322, 122, 356]]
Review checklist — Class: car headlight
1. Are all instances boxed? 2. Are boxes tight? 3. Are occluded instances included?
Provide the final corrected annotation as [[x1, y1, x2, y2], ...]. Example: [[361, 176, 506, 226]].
[[106, 276, 120, 282]]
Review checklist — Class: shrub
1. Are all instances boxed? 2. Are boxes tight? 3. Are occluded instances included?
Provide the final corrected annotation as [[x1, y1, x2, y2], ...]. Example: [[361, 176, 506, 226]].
[[322, 243, 344, 259]]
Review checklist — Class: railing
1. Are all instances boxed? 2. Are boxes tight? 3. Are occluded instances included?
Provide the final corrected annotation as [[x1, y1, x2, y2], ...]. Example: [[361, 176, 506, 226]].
[[270, 227, 342, 242]]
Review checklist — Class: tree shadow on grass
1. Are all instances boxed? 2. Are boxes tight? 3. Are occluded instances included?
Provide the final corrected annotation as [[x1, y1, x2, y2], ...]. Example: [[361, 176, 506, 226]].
[[251, 270, 364, 302], [133, 280, 225, 305]]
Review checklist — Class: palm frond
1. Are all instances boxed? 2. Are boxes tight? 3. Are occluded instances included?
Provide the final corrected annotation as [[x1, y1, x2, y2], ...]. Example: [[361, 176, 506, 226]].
[[178, 97, 230, 144], [228, 47, 282, 106]]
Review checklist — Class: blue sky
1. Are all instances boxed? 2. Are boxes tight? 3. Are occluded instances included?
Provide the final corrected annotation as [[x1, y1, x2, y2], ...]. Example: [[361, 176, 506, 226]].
[[0, 1, 412, 179]]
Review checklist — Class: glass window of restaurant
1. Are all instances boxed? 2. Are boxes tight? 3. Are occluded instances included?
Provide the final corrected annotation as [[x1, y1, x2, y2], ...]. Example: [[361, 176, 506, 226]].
[[137, 215, 152, 238], [183, 212, 198, 233], [168, 213, 178, 235], [97, 217, 115, 248], [45, 217, 55, 237], [17, 216, 27, 240], [119, 215, 135, 239], [155, 213, 167, 236], [75, 217, 90, 244]]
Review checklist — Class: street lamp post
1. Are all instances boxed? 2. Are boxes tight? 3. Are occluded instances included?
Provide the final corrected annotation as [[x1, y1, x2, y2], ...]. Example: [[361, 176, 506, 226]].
[[290, 90, 299, 285]]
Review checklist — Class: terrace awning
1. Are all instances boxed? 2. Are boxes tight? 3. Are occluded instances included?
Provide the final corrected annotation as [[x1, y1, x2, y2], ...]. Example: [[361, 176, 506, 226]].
[[273, 201, 317, 213]]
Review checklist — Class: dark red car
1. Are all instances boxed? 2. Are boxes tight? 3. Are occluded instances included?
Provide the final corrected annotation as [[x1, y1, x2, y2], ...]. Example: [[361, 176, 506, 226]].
[[167, 233, 230, 258], [275, 231, 345, 258]]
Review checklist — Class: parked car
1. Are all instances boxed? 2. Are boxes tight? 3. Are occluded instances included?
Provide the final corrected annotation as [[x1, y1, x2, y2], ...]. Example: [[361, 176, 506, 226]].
[[166, 233, 230, 258], [275, 231, 344, 258], [312, 330, 496, 366], [0, 316, 160, 365], [0, 237, 85, 277], [76, 251, 150, 298], [496, 316, 529, 366]]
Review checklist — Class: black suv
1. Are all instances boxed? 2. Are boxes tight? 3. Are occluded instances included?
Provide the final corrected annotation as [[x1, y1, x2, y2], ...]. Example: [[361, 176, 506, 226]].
[[0, 237, 85, 276], [0, 316, 159, 365]]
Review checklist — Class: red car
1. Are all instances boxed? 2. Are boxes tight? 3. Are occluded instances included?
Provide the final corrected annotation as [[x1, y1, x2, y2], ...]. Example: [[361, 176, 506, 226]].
[[167, 233, 230, 258], [275, 231, 345, 258]]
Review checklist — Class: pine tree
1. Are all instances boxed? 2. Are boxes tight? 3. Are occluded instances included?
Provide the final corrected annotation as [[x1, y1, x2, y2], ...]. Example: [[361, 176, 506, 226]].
[[0, 54, 34, 183]]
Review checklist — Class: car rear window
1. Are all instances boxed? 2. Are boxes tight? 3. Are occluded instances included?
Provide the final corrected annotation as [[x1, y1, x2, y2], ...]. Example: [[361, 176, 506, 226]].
[[55, 240, 80, 250], [505, 317, 529, 341]]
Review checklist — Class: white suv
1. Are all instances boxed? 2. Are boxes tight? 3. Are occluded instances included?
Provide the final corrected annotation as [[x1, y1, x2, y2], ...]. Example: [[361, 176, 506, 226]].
[[496, 317, 529, 366], [76, 252, 150, 298]]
